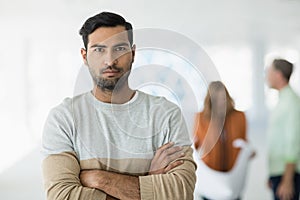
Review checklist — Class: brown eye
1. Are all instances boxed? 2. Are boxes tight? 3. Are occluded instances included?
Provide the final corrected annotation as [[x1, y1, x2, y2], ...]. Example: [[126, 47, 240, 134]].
[[94, 47, 105, 52], [115, 46, 127, 51]]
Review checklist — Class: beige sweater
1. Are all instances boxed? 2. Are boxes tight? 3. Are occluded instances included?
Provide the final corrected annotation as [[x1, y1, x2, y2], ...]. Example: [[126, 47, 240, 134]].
[[42, 91, 196, 200]]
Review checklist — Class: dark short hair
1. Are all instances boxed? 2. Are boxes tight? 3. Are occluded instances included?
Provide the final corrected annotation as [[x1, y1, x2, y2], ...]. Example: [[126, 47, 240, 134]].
[[272, 59, 293, 82], [79, 12, 133, 49]]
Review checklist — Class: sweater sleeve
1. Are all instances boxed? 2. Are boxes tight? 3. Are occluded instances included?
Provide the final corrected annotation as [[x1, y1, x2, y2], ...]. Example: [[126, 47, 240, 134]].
[[139, 106, 196, 200], [43, 152, 107, 200], [139, 146, 196, 200], [42, 105, 107, 200]]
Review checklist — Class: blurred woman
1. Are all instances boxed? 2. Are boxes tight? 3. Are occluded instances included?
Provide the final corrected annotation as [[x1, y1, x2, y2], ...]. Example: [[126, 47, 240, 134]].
[[194, 81, 247, 200]]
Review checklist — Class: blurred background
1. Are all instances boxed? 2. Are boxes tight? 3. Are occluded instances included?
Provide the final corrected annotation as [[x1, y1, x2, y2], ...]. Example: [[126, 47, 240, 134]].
[[0, 0, 300, 199]]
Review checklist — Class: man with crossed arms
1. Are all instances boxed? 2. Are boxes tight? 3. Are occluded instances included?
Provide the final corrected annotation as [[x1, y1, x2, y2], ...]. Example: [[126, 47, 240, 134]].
[[42, 11, 196, 200]]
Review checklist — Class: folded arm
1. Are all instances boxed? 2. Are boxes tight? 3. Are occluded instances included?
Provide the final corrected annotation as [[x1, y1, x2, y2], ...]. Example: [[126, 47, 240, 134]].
[[80, 145, 196, 200], [81, 170, 140, 200], [42, 152, 108, 200], [139, 146, 196, 200]]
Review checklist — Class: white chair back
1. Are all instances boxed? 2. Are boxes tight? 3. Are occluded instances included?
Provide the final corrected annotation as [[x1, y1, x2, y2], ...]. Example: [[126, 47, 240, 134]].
[[193, 139, 254, 200]]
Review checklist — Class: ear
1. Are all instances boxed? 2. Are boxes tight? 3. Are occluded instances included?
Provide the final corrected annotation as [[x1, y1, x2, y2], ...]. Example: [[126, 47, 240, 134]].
[[81, 48, 88, 65], [131, 44, 136, 63]]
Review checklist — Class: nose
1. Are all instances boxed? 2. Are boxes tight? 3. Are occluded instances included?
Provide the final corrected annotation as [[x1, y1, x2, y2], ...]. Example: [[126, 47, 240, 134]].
[[104, 51, 118, 66]]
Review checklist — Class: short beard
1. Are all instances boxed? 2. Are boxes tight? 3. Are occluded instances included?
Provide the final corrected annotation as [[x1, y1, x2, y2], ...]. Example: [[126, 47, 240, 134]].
[[96, 77, 119, 91], [92, 72, 130, 92], [88, 64, 131, 92]]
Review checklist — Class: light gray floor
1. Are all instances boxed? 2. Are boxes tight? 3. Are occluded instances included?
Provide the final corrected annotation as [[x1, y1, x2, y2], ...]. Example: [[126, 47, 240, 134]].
[[241, 122, 273, 200], [0, 123, 276, 200]]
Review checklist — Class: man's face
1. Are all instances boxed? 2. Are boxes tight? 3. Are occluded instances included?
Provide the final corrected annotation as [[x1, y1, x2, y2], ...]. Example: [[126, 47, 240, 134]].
[[266, 64, 279, 89], [81, 26, 135, 91]]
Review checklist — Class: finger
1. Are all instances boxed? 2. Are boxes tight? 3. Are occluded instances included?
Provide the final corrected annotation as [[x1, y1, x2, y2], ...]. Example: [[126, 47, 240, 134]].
[[283, 194, 289, 200], [276, 189, 285, 200], [164, 146, 183, 155], [276, 188, 281, 198], [164, 160, 184, 173], [155, 142, 175, 156], [166, 151, 185, 163], [158, 149, 185, 167], [158, 142, 175, 151], [287, 192, 294, 200], [148, 168, 164, 175]]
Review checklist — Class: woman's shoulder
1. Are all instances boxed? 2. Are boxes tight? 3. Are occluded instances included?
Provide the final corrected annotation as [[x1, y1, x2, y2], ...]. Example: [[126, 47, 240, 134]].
[[230, 109, 246, 119]]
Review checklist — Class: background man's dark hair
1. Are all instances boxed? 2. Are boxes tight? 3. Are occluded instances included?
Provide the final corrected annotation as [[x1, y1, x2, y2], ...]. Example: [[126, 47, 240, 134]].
[[79, 12, 133, 49], [272, 59, 293, 82]]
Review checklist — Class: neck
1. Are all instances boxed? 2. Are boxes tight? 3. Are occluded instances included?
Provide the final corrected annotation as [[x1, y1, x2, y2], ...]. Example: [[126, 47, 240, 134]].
[[277, 82, 288, 91], [92, 83, 135, 104]]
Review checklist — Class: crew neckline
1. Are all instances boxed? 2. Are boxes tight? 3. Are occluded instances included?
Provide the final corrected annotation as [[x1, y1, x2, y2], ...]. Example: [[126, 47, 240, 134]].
[[86, 90, 142, 110]]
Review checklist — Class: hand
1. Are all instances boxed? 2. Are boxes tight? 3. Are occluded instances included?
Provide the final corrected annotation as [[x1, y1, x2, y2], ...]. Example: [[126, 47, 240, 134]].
[[267, 179, 272, 189], [276, 179, 295, 200], [149, 142, 185, 175], [250, 151, 256, 159]]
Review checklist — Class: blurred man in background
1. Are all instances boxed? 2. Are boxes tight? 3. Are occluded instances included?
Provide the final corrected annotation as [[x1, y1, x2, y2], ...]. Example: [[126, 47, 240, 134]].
[[266, 59, 300, 200]]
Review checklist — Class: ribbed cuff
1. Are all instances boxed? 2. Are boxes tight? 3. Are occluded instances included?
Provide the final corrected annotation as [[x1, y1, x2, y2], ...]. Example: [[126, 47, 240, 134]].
[[139, 176, 154, 200]]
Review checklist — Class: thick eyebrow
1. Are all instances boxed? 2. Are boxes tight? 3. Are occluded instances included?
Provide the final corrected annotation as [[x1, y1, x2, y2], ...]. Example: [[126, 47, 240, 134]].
[[113, 42, 130, 48], [90, 44, 107, 48], [90, 42, 130, 49]]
